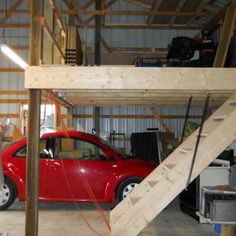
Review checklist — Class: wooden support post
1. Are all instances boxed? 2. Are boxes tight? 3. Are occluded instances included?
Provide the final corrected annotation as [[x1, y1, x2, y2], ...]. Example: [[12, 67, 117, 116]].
[[25, 0, 42, 236], [213, 1, 236, 67], [67, 106, 73, 128], [94, 0, 101, 136]]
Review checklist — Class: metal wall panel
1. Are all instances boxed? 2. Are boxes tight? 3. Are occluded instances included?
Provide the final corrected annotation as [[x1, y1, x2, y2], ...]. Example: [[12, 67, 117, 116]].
[[74, 105, 203, 153]]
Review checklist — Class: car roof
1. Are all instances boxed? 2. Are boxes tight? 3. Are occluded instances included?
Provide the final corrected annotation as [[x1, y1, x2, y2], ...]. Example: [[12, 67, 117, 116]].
[[41, 130, 96, 139]]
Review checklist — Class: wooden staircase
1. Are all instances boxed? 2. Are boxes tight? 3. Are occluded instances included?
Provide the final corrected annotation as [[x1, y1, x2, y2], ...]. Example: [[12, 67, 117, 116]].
[[110, 94, 236, 236]]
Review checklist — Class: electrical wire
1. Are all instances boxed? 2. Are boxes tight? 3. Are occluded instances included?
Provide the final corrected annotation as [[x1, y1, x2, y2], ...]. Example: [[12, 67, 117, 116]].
[[47, 90, 111, 235]]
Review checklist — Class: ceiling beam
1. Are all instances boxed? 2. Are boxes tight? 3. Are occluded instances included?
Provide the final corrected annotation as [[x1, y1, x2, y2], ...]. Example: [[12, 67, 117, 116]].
[[62, 9, 208, 16], [187, 0, 212, 26], [0, 0, 23, 24], [123, 0, 152, 9], [169, 0, 186, 25], [204, 4, 228, 31], [77, 23, 200, 29], [62, 0, 83, 24], [147, 0, 163, 24], [213, 2, 236, 67], [0, 23, 30, 28], [83, 0, 118, 25]]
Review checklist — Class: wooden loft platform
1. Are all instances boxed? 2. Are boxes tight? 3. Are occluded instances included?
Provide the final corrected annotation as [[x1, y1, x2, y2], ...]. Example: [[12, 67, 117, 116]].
[[25, 66, 236, 107]]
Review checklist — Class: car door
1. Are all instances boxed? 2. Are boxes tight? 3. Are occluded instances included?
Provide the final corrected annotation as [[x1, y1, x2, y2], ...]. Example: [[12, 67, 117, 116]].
[[46, 136, 116, 201], [12, 138, 52, 199]]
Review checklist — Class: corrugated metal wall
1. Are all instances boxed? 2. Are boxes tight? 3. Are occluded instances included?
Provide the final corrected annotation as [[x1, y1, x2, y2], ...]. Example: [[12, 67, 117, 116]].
[[74, 105, 203, 153], [79, 0, 199, 49], [0, 0, 28, 134]]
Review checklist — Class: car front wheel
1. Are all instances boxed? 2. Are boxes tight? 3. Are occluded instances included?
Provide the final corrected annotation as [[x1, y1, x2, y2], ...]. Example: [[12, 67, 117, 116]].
[[117, 177, 142, 203], [0, 178, 16, 210]]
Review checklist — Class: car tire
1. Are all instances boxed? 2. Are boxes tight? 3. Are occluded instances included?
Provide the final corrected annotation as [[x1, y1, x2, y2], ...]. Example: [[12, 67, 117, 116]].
[[0, 177, 16, 211], [116, 177, 142, 203]]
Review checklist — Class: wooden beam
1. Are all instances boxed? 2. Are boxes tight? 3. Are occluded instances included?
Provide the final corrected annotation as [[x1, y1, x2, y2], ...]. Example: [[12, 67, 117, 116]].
[[151, 107, 171, 132], [187, 0, 212, 26], [147, 0, 162, 24], [0, 114, 19, 118], [63, 9, 208, 16], [73, 114, 202, 119], [10, 45, 29, 51], [41, 19, 65, 59], [213, 2, 236, 67], [0, 0, 23, 24], [111, 47, 167, 52], [204, 5, 227, 31], [123, 0, 152, 9], [25, 67, 236, 91], [77, 23, 201, 29], [0, 68, 24, 72], [0, 23, 30, 28], [25, 0, 41, 235], [111, 93, 236, 235], [0, 90, 28, 95], [0, 9, 29, 14], [101, 37, 113, 53], [169, 0, 186, 25], [62, 0, 83, 24], [83, 0, 118, 25]]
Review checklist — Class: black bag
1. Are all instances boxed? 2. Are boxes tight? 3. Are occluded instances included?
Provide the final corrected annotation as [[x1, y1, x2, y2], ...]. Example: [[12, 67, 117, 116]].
[[130, 132, 159, 164], [167, 37, 196, 61]]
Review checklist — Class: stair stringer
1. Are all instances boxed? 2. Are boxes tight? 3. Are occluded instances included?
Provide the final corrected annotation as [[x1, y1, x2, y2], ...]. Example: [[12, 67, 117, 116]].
[[110, 94, 236, 236]]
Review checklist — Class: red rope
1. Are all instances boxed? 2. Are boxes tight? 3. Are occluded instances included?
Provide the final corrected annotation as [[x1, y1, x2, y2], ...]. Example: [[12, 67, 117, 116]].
[[47, 90, 111, 235]]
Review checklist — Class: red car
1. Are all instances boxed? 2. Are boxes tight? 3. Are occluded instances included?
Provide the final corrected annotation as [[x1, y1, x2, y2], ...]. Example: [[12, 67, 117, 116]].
[[0, 131, 156, 210]]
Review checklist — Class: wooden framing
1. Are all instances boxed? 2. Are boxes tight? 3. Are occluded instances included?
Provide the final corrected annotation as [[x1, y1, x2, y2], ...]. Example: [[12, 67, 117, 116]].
[[25, 66, 236, 107], [213, 2, 236, 67], [62, 10, 208, 17], [25, 66, 236, 91], [111, 93, 236, 235]]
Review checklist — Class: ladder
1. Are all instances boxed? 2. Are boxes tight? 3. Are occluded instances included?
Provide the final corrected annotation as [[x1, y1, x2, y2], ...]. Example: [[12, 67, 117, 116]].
[[110, 93, 236, 236]]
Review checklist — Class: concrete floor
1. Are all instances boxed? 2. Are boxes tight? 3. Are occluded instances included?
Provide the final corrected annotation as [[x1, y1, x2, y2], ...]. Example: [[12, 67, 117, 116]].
[[0, 198, 217, 236]]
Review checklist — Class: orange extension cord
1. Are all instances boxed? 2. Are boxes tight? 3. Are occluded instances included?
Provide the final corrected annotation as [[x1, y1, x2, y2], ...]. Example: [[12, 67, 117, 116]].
[[47, 90, 111, 236]]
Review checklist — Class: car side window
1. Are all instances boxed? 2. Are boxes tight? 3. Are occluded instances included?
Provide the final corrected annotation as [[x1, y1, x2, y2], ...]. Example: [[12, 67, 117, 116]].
[[54, 137, 105, 161], [14, 139, 52, 158]]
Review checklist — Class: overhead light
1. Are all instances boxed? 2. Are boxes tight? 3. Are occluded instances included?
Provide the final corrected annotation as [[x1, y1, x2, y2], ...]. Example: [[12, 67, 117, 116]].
[[0, 44, 28, 69]]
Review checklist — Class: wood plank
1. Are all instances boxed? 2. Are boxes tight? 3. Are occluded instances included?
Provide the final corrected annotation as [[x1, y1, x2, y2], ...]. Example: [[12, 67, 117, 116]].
[[0, 90, 28, 95], [72, 114, 202, 119], [124, 0, 152, 9], [0, 68, 25, 72], [0, 114, 19, 118], [0, 23, 30, 28], [111, 93, 236, 235], [77, 23, 200, 29], [83, 0, 118, 25], [0, 0, 23, 24], [169, 0, 186, 25], [213, 2, 236, 67], [147, 0, 162, 24], [62, 9, 207, 16], [25, 66, 236, 91]]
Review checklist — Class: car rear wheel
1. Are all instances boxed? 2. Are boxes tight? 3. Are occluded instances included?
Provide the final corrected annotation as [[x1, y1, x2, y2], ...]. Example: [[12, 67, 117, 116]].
[[117, 177, 142, 203], [0, 178, 16, 210]]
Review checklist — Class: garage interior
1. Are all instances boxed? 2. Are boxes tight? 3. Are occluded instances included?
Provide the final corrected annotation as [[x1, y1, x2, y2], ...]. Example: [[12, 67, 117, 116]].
[[0, 0, 236, 236]]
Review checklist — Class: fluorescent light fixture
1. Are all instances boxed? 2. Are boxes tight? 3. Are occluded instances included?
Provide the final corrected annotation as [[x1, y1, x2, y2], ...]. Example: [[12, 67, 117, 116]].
[[0, 44, 28, 69]]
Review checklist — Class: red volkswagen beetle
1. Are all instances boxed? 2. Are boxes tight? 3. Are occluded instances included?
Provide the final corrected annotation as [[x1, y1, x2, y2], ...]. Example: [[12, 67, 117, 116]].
[[0, 131, 156, 210]]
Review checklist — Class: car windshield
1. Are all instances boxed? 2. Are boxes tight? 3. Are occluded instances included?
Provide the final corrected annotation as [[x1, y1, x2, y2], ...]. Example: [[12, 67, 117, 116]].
[[95, 136, 128, 159]]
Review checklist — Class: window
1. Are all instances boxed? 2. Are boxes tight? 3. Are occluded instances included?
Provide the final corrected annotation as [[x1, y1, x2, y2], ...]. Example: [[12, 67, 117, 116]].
[[20, 104, 55, 135], [14, 139, 49, 158], [55, 137, 105, 161]]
